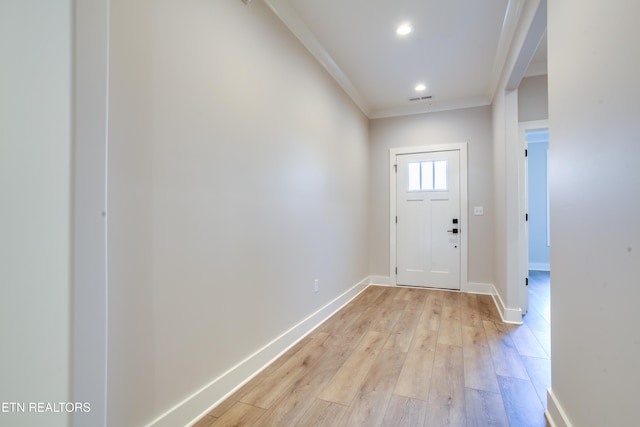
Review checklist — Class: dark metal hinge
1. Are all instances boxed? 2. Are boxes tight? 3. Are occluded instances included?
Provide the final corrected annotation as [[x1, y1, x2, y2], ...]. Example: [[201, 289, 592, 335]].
[[526, 213, 529, 221], [394, 164, 397, 173], [395, 267, 398, 275], [525, 149, 528, 157], [526, 277, 529, 287]]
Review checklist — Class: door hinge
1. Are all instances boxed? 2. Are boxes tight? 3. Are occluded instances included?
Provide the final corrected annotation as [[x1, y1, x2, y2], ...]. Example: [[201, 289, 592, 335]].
[[525, 149, 528, 157], [525, 213, 529, 221], [395, 267, 398, 275], [394, 164, 397, 173], [395, 216, 398, 224], [526, 277, 529, 287]]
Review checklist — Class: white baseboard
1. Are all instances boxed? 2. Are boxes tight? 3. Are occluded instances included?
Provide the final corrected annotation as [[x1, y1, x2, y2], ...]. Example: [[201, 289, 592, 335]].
[[462, 282, 494, 294], [546, 388, 573, 427], [146, 277, 370, 427], [490, 284, 523, 324], [529, 262, 550, 271], [370, 278, 495, 295], [369, 275, 390, 285]]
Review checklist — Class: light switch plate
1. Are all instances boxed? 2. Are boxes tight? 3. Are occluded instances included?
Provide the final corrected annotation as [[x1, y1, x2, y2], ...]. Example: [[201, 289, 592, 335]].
[[474, 206, 484, 216]]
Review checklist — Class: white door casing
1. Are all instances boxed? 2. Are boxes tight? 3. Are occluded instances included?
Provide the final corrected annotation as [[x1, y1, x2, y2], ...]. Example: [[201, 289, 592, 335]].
[[389, 144, 468, 290], [518, 119, 549, 316]]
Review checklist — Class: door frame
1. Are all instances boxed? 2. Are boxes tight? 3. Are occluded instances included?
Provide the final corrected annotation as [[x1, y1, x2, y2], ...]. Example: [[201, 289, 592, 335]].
[[518, 119, 549, 315], [389, 143, 468, 288]]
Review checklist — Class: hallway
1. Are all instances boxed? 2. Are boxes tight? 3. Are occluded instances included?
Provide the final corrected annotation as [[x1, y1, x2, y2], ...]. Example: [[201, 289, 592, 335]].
[[524, 270, 551, 360], [195, 278, 551, 426]]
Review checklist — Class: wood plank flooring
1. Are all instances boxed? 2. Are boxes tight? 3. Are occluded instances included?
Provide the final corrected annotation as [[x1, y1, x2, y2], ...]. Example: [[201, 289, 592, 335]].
[[195, 274, 551, 427]]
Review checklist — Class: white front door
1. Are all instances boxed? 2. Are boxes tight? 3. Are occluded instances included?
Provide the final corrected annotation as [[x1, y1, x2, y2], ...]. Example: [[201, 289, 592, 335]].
[[396, 150, 460, 289]]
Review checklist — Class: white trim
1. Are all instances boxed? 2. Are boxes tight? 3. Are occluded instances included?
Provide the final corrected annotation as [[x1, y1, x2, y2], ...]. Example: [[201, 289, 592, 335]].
[[546, 388, 573, 427], [547, 147, 550, 247], [389, 143, 469, 291], [518, 115, 530, 315], [529, 262, 550, 271], [368, 96, 491, 120], [462, 282, 495, 295], [375, 279, 497, 300], [505, 0, 547, 91], [145, 277, 370, 427], [263, 0, 371, 116], [490, 284, 523, 324], [372, 277, 497, 298], [489, 0, 527, 96], [369, 275, 390, 285], [518, 119, 549, 316]]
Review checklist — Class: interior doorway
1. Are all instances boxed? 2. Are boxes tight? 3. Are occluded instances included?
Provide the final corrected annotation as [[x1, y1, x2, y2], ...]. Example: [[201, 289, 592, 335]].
[[526, 127, 550, 272], [519, 120, 549, 316]]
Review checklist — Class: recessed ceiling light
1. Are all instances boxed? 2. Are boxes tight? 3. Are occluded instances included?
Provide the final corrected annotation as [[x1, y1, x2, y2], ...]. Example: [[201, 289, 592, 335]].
[[415, 83, 427, 91], [396, 24, 413, 36]]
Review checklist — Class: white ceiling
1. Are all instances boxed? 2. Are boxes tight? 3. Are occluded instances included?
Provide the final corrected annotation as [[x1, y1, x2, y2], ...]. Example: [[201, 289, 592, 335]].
[[263, 0, 547, 119]]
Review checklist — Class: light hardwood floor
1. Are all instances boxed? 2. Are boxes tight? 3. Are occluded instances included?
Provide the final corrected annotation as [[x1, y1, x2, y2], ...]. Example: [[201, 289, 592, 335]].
[[195, 274, 551, 427]]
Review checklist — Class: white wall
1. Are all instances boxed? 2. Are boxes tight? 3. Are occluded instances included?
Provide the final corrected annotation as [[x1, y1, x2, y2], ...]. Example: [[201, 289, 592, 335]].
[[0, 1, 72, 426], [491, 89, 511, 306], [72, 1, 109, 425], [369, 107, 494, 286], [547, 1, 640, 425], [491, 0, 546, 319], [492, 88, 522, 313], [518, 75, 548, 122], [104, 1, 369, 425]]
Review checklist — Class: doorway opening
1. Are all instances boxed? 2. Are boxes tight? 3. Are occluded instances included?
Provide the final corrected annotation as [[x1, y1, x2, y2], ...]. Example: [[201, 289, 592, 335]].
[[526, 127, 550, 272], [517, 121, 552, 410], [519, 120, 550, 329]]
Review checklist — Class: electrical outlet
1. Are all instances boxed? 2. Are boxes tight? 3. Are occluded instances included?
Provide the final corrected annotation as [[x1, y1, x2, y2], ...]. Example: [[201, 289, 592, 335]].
[[314, 279, 319, 293]]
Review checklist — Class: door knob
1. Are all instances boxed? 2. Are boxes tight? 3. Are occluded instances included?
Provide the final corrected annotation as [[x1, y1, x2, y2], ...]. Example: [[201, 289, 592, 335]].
[[447, 228, 459, 234]]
